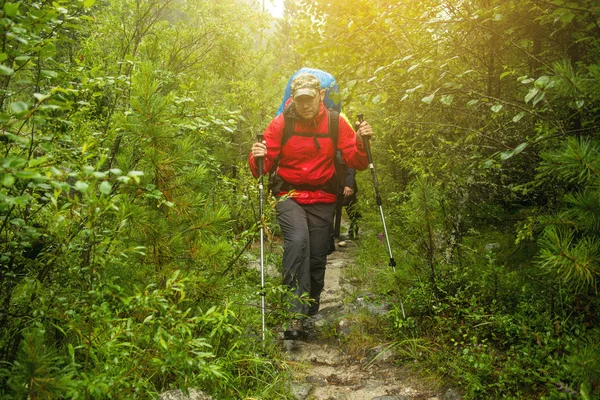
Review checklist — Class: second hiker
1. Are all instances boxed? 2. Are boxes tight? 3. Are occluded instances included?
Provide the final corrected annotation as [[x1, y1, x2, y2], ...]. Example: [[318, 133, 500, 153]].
[[248, 72, 373, 340]]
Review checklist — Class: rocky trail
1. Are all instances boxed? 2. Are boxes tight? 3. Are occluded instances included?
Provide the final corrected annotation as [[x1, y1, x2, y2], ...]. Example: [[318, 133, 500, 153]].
[[281, 239, 460, 400], [161, 237, 463, 400]]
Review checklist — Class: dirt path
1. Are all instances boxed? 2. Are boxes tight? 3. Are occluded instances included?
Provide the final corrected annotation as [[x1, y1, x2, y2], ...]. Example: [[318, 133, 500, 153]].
[[281, 240, 451, 400]]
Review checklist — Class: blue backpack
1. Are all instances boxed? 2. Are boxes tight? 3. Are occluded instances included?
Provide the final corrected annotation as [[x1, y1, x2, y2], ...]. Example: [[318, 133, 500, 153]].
[[275, 68, 341, 116]]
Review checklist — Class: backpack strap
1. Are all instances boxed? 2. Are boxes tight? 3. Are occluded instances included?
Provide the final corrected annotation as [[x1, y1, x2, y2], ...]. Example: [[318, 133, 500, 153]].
[[269, 110, 341, 194], [328, 110, 339, 152], [276, 109, 339, 166]]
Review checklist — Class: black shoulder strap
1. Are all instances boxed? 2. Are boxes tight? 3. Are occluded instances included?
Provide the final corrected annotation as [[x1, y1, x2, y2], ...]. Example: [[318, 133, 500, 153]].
[[277, 110, 339, 167], [328, 110, 339, 151], [282, 115, 295, 147]]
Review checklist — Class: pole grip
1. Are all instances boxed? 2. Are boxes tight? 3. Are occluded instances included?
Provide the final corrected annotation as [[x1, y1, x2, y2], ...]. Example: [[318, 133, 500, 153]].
[[357, 114, 373, 164], [256, 134, 264, 176]]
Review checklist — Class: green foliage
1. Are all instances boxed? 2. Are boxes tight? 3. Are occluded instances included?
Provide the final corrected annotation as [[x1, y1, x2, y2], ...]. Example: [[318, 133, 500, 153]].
[[1, 0, 293, 398], [281, 0, 600, 397]]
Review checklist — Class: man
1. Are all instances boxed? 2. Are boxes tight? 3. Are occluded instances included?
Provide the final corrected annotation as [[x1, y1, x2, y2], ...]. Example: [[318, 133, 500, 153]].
[[329, 162, 361, 253], [249, 72, 373, 340]]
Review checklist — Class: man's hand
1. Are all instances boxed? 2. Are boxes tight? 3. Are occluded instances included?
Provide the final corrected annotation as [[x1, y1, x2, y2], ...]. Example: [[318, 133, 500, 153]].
[[252, 140, 267, 158], [356, 121, 373, 139], [343, 186, 354, 197]]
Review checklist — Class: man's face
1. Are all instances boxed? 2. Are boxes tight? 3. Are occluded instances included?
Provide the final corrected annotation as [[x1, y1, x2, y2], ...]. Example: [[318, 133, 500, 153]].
[[294, 90, 325, 120]]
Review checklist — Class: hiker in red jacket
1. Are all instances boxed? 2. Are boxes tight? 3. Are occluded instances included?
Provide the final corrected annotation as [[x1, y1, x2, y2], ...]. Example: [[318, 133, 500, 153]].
[[249, 72, 373, 340]]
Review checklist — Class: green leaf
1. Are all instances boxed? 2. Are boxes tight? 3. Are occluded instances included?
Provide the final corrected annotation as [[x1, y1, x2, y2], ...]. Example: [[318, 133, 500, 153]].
[[421, 93, 435, 104], [512, 112, 526, 122], [83, 0, 96, 8], [512, 142, 529, 155], [491, 104, 503, 113], [406, 84, 423, 94], [99, 181, 112, 195], [39, 43, 57, 59], [41, 70, 58, 78], [481, 159, 494, 169], [28, 157, 48, 167], [10, 102, 28, 114], [33, 93, 51, 102], [500, 142, 528, 160], [74, 181, 89, 192], [407, 64, 420, 73], [532, 91, 545, 106], [15, 170, 42, 180], [12, 195, 32, 205], [524, 88, 539, 103], [534, 75, 550, 88], [2, 174, 15, 187], [440, 94, 454, 105], [466, 99, 479, 107], [127, 170, 144, 184], [2, 157, 27, 169], [4, 2, 19, 18], [0, 65, 14, 75]]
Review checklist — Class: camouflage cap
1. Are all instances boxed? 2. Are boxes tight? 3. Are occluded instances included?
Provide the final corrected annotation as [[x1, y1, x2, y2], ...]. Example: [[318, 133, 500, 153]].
[[291, 73, 321, 99]]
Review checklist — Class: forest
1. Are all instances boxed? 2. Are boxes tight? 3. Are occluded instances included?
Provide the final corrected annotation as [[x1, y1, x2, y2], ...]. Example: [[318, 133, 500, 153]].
[[0, 0, 598, 398]]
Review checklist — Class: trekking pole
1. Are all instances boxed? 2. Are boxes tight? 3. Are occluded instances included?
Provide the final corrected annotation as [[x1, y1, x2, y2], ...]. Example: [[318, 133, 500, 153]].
[[358, 115, 405, 318], [256, 134, 266, 340], [357, 114, 396, 273]]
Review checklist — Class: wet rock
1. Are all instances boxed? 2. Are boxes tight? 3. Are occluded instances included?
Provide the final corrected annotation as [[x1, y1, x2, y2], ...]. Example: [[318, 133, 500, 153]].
[[356, 294, 390, 316], [290, 382, 313, 399], [159, 389, 213, 400], [443, 388, 463, 400], [337, 318, 352, 336], [366, 344, 397, 364], [341, 283, 357, 294], [306, 375, 328, 386]]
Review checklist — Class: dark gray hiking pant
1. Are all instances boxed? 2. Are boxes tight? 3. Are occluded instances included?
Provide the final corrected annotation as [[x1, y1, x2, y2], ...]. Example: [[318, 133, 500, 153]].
[[276, 199, 335, 316]]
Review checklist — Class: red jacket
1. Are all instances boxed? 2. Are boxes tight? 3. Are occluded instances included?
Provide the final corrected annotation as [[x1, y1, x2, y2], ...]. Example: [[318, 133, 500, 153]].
[[249, 103, 368, 204]]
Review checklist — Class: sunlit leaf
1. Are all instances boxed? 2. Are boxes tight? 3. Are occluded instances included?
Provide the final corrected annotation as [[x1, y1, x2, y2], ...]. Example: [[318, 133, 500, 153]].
[[421, 93, 435, 104], [500, 142, 528, 160], [532, 91, 545, 106], [10, 102, 28, 114], [0, 65, 14, 75], [74, 181, 89, 192], [440, 95, 453, 105], [512, 112, 526, 122], [525, 88, 539, 103], [4, 2, 19, 18], [407, 64, 420, 73], [2, 174, 15, 187], [99, 181, 112, 194]]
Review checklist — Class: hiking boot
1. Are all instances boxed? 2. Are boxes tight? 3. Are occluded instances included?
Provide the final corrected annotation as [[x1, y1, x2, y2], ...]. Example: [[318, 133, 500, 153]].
[[284, 319, 307, 341], [327, 237, 335, 255], [308, 300, 320, 316]]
